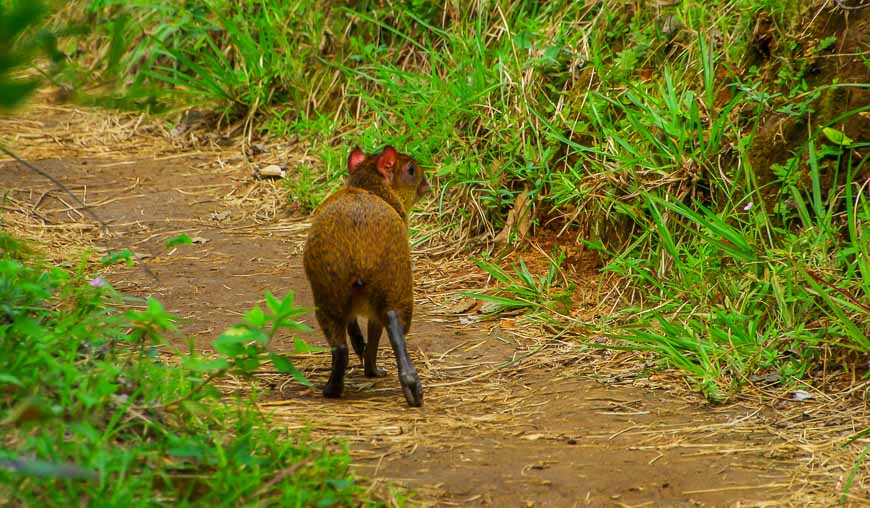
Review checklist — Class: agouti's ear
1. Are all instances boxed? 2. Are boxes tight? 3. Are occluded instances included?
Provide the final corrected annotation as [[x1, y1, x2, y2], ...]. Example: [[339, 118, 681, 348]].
[[376, 146, 398, 182], [348, 147, 366, 173]]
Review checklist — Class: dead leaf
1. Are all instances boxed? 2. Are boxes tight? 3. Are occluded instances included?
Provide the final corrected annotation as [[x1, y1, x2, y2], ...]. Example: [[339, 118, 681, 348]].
[[493, 189, 534, 247], [791, 390, 813, 401], [445, 297, 477, 314], [254, 164, 286, 179], [458, 315, 480, 325], [209, 210, 231, 222], [521, 433, 546, 441]]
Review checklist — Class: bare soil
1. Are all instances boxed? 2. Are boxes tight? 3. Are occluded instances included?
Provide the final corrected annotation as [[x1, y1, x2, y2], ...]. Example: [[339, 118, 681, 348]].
[[2, 103, 866, 507]]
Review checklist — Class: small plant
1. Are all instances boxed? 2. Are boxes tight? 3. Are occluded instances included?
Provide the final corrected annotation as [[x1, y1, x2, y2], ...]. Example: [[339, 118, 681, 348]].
[[0, 235, 375, 506], [209, 291, 314, 386], [463, 247, 574, 315], [165, 233, 192, 248]]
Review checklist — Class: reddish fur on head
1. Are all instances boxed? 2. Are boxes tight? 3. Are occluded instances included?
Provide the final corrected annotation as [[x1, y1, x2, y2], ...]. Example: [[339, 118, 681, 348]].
[[344, 145, 429, 219], [348, 148, 367, 173], [376, 146, 398, 183]]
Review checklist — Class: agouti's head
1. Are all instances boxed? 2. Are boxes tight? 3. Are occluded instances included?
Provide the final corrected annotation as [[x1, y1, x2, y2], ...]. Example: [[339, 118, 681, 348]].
[[348, 146, 430, 213]]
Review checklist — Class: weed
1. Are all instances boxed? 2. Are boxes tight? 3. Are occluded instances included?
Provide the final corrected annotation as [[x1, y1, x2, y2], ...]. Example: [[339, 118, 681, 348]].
[[0, 234, 377, 506], [463, 247, 574, 316], [0, 1, 62, 110]]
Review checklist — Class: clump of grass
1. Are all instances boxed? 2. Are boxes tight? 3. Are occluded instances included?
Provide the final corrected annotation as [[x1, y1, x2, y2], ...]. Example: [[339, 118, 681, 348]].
[[0, 233, 378, 506], [463, 247, 574, 316], [597, 137, 868, 401]]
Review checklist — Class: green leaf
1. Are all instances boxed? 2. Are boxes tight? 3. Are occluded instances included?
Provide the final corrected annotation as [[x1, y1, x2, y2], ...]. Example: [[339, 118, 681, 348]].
[[822, 127, 853, 146], [101, 249, 134, 267], [294, 336, 326, 353], [240, 357, 261, 371], [165, 234, 192, 248], [0, 79, 41, 110], [0, 373, 23, 387], [816, 35, 837, 53], [264, 291, 281, 313], [213, 326, 256, 356], [269, 353, 311, 386], [184, 356, 230, 373], [245, 306, 266, 328], [169, 442, 205, 460]]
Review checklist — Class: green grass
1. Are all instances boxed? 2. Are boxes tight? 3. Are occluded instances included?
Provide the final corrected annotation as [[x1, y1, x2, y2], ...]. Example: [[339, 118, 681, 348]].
[[0, 1, 59, 110], [0, 233, 379, 506], [50, 0, 867, 397], [462, 247, 574, 316]]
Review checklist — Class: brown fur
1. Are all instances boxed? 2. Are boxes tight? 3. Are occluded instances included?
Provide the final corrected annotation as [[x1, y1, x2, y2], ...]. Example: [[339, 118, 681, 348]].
[[304, 186, 414, 342], [302, 146, 428, 405]]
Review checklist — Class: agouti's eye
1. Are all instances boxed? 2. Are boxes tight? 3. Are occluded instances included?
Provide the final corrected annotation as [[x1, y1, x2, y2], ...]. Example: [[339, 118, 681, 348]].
[[407, 163, 416, 176]]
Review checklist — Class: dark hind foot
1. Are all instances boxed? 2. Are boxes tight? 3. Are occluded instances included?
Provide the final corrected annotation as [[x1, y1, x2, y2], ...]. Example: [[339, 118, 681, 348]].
[[364, 320, 386, 378], [323, 383, 342, 398], [400, 371, 423, 407], [364, 365, 387, 378], [385, 310, 423, 407], [323, 344, 348, 398]]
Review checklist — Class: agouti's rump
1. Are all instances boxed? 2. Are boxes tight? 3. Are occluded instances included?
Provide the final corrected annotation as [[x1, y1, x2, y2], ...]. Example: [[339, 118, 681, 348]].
[[303, 188, 412, 330]]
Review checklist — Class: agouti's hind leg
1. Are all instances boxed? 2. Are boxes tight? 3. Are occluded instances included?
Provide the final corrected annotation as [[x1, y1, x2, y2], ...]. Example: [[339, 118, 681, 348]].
[[364, 320, 387, 378], [319, 315, 348, 399], [347, 320, 365, 363], [386, 310, 423, 407], [323, 343, 348, 398]]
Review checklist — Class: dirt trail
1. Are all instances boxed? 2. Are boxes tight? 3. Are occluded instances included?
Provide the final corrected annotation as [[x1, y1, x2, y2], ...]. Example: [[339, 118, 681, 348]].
[[2, 104, 861, 507]]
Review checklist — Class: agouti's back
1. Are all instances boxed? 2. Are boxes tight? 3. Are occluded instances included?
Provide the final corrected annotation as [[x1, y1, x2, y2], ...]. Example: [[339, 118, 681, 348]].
[[303, 187, 412, 325]]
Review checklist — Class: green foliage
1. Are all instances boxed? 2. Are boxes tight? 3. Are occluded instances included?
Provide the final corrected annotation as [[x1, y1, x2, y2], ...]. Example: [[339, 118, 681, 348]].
[[463, 248, 574, 315], [598, 136, 868, 400], [0, 0, 75, 112], [0, 236, 375, 506], [60, 0, 868, 399], [0, 1, 49, 110], [165, 233, 192, 248]]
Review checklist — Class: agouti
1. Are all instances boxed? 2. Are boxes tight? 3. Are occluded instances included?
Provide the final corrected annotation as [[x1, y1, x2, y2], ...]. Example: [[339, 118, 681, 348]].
[[302, 146, 429, 407]]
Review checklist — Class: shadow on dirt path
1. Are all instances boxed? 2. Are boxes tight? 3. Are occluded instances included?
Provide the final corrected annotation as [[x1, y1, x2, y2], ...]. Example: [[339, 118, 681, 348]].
[[1, 105, 828, 507]]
